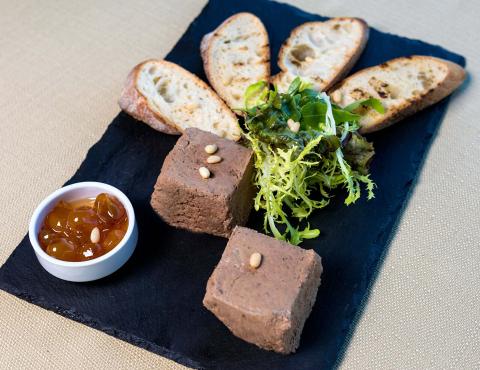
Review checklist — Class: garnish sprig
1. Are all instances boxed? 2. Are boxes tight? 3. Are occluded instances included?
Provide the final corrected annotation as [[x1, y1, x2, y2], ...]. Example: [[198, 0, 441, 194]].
[[241, 77, 383, 245]]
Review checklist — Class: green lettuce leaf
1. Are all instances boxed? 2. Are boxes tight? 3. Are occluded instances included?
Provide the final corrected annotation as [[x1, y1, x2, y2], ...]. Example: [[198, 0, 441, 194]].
[[243, 78, 381, 244], [344, 97, 385, 114]]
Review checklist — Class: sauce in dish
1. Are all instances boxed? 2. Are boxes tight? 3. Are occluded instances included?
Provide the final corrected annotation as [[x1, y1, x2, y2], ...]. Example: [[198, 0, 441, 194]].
[[38, 193, 128, 262]]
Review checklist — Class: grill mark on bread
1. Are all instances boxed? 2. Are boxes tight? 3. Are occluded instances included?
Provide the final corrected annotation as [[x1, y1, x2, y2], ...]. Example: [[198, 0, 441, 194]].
[[350, 88, 370, 100], [368, 76, 393, 99]]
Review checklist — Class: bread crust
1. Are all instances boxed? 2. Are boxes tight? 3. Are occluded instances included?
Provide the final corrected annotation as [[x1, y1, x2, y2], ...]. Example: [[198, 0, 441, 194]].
[[271, 18, 369, 92], [329, 56, 466, 133], [201, 12, 270, 111], [119, 59, 241, 140]]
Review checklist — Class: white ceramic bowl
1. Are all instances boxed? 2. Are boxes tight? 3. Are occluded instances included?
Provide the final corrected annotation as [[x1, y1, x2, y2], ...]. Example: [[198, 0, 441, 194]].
[[29, 182, 138, 282]]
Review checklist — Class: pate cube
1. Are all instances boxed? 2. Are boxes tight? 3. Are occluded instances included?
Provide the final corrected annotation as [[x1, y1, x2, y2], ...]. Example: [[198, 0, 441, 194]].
[[203, 226, 323, 354], [151, 128, 254, 237]]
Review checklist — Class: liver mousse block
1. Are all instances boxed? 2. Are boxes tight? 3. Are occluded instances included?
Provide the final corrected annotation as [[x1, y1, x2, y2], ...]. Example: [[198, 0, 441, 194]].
[[151, 128, 254, 237], [203, 226, 323, 354]]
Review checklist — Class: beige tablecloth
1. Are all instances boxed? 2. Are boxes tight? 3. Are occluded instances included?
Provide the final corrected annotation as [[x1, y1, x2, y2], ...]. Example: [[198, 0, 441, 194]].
[[1, 0, 479, 369]]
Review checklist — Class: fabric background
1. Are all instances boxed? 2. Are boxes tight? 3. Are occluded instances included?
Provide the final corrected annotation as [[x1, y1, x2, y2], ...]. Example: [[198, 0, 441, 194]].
[[0, 0, 478, 369]]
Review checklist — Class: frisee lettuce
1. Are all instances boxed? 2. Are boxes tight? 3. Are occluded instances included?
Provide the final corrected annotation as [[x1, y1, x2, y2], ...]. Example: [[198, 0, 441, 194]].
[[241, 77, 382, 245]]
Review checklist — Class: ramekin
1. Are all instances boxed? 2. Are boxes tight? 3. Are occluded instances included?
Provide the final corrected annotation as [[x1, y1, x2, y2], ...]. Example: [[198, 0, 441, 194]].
[[28, 182, 138, 282]]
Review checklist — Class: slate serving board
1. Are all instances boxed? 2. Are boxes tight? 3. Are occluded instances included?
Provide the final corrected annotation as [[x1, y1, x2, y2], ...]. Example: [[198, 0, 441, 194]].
[[0, 0, 465, 369]]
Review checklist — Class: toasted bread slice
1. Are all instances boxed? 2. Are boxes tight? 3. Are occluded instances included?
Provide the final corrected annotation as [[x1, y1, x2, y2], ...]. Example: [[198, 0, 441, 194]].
[[272, 18, 368, 93], [201, 12, 270, 111], [119, 60, 241, 141], [329, 56, 466, 133]]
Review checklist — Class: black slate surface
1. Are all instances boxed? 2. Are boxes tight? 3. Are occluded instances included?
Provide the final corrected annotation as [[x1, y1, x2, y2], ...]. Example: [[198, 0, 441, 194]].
[[0, 0, 466, 369]]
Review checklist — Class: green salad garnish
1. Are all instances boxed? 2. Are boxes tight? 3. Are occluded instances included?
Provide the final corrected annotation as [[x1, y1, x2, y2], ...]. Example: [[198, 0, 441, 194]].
[[240, 77, 384, 245]]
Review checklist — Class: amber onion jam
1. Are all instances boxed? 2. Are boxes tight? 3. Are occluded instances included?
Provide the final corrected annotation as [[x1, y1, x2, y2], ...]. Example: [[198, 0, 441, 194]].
[[38, 193, 128, 262]]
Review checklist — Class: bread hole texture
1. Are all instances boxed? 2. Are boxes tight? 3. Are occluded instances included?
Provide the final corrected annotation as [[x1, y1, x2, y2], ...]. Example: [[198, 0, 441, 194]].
[[290, 44, 315, 63]]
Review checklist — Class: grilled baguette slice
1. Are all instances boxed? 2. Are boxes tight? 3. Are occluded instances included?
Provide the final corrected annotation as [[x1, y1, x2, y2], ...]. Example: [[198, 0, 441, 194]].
[[201, 12, 270, 111], [272, 18, 368, 93], [329, 56, 466, 134], [119, 60, 241, 141]]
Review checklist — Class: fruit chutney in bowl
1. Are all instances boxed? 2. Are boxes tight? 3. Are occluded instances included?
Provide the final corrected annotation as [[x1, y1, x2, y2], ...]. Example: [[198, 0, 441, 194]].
[[29, 182, 138, 282]]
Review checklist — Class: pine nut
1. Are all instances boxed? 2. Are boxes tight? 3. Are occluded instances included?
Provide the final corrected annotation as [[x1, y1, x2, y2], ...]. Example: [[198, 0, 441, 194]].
[[207, 155, 222, 164], [287, 118, 300, 133], [331, 90, 342, 103], [249, 252, 262, 269], [90, 227, 100, 244], [205, 144, 218, 154], [199, 166, 211, 179]]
